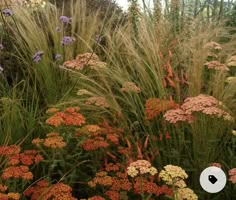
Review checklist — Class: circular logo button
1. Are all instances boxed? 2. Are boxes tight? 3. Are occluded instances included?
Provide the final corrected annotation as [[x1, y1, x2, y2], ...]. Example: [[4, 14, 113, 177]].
[[200, 166, 227, 193]]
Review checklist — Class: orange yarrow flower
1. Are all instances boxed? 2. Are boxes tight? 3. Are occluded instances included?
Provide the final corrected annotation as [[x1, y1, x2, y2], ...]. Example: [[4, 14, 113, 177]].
[[0, 184, 7, 192], [7, 192, 20, 200], [24, 181, 76, 200], [0, 145, 21, 156], [33, 133, 66, 149], [145, 98, 179, 120], [46, 107, 85, 127], [2, 165, 33, 180]]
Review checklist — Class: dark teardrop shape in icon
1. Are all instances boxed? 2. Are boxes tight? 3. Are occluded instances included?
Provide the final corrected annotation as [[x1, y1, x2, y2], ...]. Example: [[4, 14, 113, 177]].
[[208, 175, 218, 184]]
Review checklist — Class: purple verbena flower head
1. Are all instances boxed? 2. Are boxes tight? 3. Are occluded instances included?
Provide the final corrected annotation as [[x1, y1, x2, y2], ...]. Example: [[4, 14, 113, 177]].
[[33, 51, 44, 63], [55, 53, 62, 60], [95, 35, 102, 44], [0, 44, 4, 50], [61, 36, 75, 46], [2, 8, 13, 17], [59, 16, 72, 24], [56, 26, 61, 32]]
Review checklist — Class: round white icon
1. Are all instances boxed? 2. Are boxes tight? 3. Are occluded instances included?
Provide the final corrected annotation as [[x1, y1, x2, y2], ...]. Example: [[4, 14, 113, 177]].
[[199, 166, 227, 193]]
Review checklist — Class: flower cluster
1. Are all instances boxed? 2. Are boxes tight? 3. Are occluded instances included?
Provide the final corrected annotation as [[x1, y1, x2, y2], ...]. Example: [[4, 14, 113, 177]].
[[204, 41, 222, 50], [225, 76, 236, 84], [22, 0, 47, 8], [85, 125, 101, 133], [32, 132, 66, 149], [81, 137, 109, 151], [76, 89, 93, 96], [204, 61, 229, 71], [88, 172, 113, 187], [0, 184, 20, 199], [175, 187, 198, 200], [59, 16, 72, 24], [0, 192, 20, 200], [61, 36, 76, 46], [23, 180, 77, 200], [76, 124, 102, 137], [46, 106, 86, 127], [145, 98, 179, 120], [1, 8, 13, 16], [55, 53, 62, 61], [2, 165, 33, 180], [120, 82, 141, 93], [8, 150, 43, 166], [85, 96, 110, 108], [77, 121, 123, 151], [0, 145, 21, 156], [127, 160, 158, 177], [226, 55, 236, 68], [159, 165, 198, 199], [63, 53, 107, 71], [159, 165, 188, 186], [203, 41, 222, 58], [229, 168, 236, 184], [88, 161, 173, 199], [32, 51, 44, 63], [163, 108, 194, 124], [0, 145, 43, 181], [105, 163, 121, 172], [133, 177, 173, 197], [164, 94, 233, 124]]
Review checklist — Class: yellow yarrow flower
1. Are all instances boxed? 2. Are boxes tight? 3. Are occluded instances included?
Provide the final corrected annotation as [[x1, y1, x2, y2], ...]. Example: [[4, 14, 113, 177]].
[[148, 166, 158, 176], [176, 187, 198, 200], [127, 166, 139, 177], [159, 165, 188, 185]]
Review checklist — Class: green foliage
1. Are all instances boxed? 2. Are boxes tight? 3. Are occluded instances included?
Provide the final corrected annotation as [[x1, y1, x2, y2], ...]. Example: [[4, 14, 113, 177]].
[[0, 0, 236, 199]]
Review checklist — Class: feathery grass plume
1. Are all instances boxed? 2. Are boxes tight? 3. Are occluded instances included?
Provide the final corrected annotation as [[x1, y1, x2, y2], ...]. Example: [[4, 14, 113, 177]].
[[153, 0, 162, 27], [128, 0, 140, 41], [0, 0, 103, 105], [170, 0, 180, 34]]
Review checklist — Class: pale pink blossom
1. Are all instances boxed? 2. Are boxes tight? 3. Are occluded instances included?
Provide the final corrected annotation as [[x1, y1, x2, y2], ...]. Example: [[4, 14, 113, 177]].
[[164, 94, 232, 124], [163, 108, 194, 124], [181, 94, 218, 114], [204, 61, 229, 71]]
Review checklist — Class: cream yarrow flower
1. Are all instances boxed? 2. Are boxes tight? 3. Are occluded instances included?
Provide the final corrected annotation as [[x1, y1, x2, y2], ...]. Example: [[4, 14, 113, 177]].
[[174, 179, 187, 188], [127, 166, 139, 177], [148, 166, 158, 176], [130, 160, 151, 168], [159, 165, 188, 185], [127, 160, 158, 177], [176, 187, 198, 200]]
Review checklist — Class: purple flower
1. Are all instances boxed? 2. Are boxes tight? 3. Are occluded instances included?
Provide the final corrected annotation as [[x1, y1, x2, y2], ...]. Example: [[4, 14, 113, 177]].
[[95, 35, 102, 44], [56, 26, 61, 32], [2, 8, 13, 16], [59, 16, 72, 24], [0, 44, 4, 50], [55, 53, 62, 60], [33, 51, 44, 63], [61, 36, 75, 46]]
